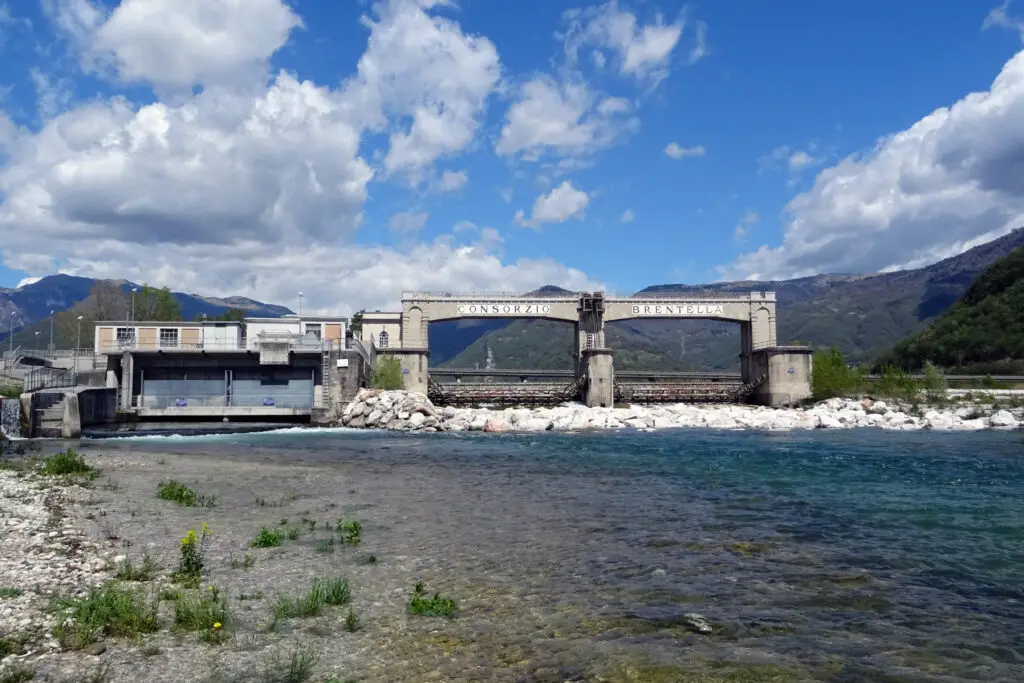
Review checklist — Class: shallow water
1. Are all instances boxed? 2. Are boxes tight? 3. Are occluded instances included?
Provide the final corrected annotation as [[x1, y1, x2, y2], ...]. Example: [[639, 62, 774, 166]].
[[83, 428, 1024, 681]]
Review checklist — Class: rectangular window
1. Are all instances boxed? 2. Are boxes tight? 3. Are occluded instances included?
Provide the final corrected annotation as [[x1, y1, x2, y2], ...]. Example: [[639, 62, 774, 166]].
[[305, 323, 322, 340], [115, 327, 136, 348], [159, 328, 179, 348]]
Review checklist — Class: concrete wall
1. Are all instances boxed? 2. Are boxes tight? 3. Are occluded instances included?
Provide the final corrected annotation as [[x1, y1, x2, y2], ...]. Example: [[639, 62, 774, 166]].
[[581, 349, 614, 408], [749, 347, 813, 407], [76, 388, 116, 427], [372, 349, 428, 394]]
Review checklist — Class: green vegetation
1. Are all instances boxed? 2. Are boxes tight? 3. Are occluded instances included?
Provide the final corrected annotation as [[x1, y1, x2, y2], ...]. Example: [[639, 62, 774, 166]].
[[811, 347, 864, 399], [173, 586, 231, 644], [344, 607, 360, 632], [0, 384, 21, 398], [229, 553, 256, 570], [272, 577, 350, 622], [250, 526, 282, 548], [174, 524, 212, 588], [52, 583, 160, 650], [407, 581, 457, 618], [880, 246, 1024, 373], [257, 643, 318, 683], [370, 355, 404, 390], [349, 309, 364, 338], [0, 587, 24, 598], [875, 365, 919, 403], [40, 449, 99, 478], [114, 554, 157, 582], [157, 480, 215, 507], [0, 664, 36, 683], [338, 518, 361, 545]]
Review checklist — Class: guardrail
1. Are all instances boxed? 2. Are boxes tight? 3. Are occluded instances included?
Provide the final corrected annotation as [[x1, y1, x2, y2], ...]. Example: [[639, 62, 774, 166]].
[[98, 335, 333, 354]]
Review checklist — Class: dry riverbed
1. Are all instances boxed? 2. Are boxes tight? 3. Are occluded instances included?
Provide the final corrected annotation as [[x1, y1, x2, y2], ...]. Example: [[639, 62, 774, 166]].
[[0, 445, 872, 683]]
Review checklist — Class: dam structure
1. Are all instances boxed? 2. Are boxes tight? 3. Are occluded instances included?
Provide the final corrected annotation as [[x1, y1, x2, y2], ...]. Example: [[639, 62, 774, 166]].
[[363, 290, 813, 408]]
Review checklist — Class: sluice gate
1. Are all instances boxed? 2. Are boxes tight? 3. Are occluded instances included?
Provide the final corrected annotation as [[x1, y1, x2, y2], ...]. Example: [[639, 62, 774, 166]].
[[427, 377, 585, 407], [614, 374, 766, 404]]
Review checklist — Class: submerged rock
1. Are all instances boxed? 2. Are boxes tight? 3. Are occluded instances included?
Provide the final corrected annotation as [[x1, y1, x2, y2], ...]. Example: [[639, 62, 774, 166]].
[[336, 389, 1023, 435]]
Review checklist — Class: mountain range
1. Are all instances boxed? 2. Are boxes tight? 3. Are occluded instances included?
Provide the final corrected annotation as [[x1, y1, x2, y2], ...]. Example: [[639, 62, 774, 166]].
[[433, 227, 1024, 370], [0, 275, 292, 346], [2, 227, 1022, 365]]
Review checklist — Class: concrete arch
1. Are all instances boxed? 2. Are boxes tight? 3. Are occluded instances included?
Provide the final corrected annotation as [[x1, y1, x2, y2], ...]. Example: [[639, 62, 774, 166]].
[[750, 306, 776, 348], [403, 306, 426, 348]]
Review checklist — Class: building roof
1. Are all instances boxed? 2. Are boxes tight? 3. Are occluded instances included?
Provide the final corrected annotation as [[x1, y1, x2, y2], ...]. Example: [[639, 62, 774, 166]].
[[245, 315, 349, 323], [95, 320, 243, 327]]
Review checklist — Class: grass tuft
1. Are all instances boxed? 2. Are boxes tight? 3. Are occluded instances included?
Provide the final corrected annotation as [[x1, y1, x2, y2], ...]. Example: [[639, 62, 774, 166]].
[[0, 587, 24, 598], [40, 449, 99, 479], [338, 519, 361, 545], [52, 582, 160, 650], [114, 554, 157, 582], [407, 581, 457, 618], [344, 607, 360, 633], [250, 526, 282, 548], [258, 642, 318, 683], [0, 664, 36, 683], [173, 585, 231, 645]]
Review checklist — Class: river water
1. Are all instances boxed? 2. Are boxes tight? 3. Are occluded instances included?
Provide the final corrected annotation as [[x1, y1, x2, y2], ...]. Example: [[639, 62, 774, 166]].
[[86, 427, 1024, 682]]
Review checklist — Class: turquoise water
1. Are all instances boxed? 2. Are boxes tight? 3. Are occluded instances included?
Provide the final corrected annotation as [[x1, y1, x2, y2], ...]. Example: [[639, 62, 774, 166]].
[[86, 427, 1024, 680]]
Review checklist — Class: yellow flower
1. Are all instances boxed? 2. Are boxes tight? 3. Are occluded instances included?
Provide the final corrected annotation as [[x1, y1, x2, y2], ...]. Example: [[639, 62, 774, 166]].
[[213, 622, 222, 629]]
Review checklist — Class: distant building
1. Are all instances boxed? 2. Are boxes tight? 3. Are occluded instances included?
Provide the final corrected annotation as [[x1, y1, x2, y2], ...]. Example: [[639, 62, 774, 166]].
[[93, 319, 244, 354], [359, 311, 402, 349], [245, 314, 347, 350]]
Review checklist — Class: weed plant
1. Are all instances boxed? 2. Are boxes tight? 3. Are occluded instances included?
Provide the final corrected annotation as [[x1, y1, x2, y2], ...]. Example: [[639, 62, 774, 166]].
[[0, 587, 24, 598], [271, 576, 350, 623], [157, 480, 215, 508], [114, 554, 157, 582], [52, 583, 160, 649], [316, 538, 335, 553], [344, 607, 360, 632], [40, 449, 99, 479], [229, 553, 256, 569], [258, 642, 318, 683], [285, 525, 302, 541], [407, 581, 457, 618], [174, 523, 212, 588], [173, 586, 231, 644], [250, 526, 282, 548], [338, 518, 361, 545]]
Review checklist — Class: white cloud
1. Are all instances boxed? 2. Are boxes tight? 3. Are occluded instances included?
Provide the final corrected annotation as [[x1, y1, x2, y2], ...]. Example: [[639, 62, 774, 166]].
[[561, 1, 693, 87], [620, 208, 634, 223], [758, 144, 822, 174], [664, 142, 704, 159], [88, 0, 302, 92], [495, 75, 636, 161], [0, 0, 600, 312], [733, 209, 758, 241], [15, 276, 41, 289], [515, 180, 590, 228], [435, 169, 468, 193], [723, 49, 1024, 280], [389, 210, 429, 233], [355, 0, 501, 178], [984, 1, 1024, 41]]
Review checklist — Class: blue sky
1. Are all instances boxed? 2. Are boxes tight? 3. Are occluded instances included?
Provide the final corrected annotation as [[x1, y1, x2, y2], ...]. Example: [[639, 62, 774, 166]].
[[1, 0, 1023, 313]]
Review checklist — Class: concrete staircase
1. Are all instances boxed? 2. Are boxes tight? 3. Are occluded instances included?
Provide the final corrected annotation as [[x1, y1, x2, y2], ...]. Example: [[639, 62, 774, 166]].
[[33, 392, 66, 438]]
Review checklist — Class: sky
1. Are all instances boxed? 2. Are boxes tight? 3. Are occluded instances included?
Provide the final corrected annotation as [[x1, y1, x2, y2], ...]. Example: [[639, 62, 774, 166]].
[[0, 0, 1023, 315]]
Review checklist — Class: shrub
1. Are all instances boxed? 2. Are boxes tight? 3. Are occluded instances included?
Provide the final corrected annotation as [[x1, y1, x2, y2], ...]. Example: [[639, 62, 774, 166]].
[[174, 523, 212, 588], [923, 361, 948, 405], [0, 663, 36, 683], [407, 581, 457, 618], [40, 449, 98, 478], [370, 355, 404, 390], [53, 583, 160, 650], [344, 607, 360, 633], [875, 365, 920, 403], [250, 527, 282, 549], [811, 347, 864, 400], [258, 643, 318, 683]]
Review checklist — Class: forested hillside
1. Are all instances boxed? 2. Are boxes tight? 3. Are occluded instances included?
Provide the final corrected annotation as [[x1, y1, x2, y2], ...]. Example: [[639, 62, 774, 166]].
[[878, 247, 1024, 373]]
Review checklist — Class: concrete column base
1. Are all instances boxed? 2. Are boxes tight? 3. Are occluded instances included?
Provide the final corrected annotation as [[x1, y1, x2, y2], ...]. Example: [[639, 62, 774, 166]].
[[748, 347, 813, 407], [581, 348, 614, 408]]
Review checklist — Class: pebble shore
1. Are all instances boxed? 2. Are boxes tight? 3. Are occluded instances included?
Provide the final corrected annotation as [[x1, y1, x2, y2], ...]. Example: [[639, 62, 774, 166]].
[[0, 470, 113, 669], [337, 389, 1023, 433]]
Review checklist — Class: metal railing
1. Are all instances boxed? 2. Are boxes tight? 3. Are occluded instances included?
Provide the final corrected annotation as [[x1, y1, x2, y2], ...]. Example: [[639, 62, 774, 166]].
[[98, 334, 335, 354], [604, 291, 775, 301], [403, 290, 581, 300], [24, 367, 77, 392]]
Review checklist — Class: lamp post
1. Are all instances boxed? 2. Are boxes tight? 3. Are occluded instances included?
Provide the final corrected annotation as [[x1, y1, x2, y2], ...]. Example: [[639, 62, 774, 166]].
[[131, 288, 138, 322], [49, 310, 54, 356], [75, 315, 84, 381], [298, 292, 304, 318]]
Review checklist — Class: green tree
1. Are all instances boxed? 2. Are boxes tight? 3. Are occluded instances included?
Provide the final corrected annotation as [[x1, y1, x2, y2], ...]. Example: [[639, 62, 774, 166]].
[[134, 285, 182, 321], [370, 355, 404, 390], [875, 365, 919, 403], [922, 361, 948, 405], [812, 346, 864, 400], [195, 309, 246, 322], [349, 309, 364, 337]]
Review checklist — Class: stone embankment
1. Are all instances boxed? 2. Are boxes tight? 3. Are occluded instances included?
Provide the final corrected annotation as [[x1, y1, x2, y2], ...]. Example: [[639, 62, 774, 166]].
[[337, 389, 1023, 433], [0, 470, 112, 665]]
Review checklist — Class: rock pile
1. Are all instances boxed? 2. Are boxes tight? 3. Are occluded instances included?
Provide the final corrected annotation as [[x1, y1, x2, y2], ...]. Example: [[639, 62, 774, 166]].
[[336, 390, 1023, 433], [0, 471, 112, 661]]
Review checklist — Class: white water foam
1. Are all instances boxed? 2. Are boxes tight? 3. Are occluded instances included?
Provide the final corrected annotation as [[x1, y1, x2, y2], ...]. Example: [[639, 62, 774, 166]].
[[85, 426, 363, 442]]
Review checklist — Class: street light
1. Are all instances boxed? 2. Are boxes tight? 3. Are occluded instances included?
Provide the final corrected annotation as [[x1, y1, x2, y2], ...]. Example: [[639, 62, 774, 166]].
[[298, 292, 304, 318], [49, 310, 54, 356], [75, 315, 84, 381], [131, 288, 139, 322]]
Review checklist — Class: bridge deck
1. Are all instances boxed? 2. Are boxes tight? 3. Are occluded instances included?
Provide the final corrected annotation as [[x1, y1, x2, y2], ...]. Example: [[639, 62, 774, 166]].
[[430, 368, 742, 381]]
